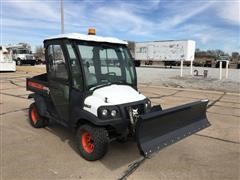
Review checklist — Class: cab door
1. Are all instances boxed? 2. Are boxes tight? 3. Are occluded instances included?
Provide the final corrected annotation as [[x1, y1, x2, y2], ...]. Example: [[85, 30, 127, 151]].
[[46, 44, 70, 122]]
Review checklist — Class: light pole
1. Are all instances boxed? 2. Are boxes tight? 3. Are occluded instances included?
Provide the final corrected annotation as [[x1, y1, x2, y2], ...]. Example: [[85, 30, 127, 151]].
[[61, 0, 64, 34]]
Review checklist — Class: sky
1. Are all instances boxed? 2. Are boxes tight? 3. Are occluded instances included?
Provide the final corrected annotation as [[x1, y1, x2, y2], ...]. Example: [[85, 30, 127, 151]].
[[1, 0, 240, 53]]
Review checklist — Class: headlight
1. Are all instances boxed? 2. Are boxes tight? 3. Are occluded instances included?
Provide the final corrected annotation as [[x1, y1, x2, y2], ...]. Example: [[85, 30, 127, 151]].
[[98, 106, 120, 119], [145, 100, 151, 112], [111, 110, 117, 117], [102, 109, 108, 117]]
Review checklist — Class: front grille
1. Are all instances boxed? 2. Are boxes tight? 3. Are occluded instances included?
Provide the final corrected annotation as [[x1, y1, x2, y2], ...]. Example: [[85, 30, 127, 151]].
[[26, 55, 33, 60], [125, 103, 145, 118]]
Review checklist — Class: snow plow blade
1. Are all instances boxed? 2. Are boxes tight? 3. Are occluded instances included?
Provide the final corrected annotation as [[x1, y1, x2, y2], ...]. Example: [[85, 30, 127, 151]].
[[136, 100, 210, 156]]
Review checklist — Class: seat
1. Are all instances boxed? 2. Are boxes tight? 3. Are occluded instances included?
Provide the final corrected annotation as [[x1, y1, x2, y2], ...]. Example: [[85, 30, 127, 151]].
[[83, 63, 97, 86]]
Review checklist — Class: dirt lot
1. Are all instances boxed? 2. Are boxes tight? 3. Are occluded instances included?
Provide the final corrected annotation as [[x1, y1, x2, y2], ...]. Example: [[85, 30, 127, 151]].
[[0, 66, 240, 180]]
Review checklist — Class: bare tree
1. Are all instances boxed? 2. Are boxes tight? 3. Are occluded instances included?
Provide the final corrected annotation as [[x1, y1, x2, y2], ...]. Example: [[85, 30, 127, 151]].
[[35, 46, 45, 61]]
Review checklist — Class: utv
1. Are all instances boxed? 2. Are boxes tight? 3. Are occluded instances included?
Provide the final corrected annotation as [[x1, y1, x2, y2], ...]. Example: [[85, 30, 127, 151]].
[[26, 30, 210, 161]]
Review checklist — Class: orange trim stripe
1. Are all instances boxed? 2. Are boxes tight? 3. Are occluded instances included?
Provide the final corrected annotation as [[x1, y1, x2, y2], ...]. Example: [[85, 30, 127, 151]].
[[28, 81, 45, 90]]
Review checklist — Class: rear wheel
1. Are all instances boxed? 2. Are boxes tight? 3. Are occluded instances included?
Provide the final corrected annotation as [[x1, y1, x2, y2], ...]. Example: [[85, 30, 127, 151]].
[[76, 124, 109, 161], [29, 103, 48, 128]]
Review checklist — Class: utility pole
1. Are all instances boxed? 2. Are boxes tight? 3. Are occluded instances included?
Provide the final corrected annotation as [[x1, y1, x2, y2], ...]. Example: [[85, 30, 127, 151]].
[[61, 0, 64, 34]]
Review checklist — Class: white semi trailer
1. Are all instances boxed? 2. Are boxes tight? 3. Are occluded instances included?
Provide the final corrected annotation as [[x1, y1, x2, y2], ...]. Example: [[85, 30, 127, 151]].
[[0, 46, 16, 72], [134, 40, 196, 68]]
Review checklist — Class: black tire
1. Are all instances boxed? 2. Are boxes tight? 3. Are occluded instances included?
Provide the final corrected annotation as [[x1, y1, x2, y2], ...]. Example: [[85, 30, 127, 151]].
[[134, 60, 141, 67], [16, 60, 22, 66], [29, 103, 48, 128], [76, 124, 109, 161]]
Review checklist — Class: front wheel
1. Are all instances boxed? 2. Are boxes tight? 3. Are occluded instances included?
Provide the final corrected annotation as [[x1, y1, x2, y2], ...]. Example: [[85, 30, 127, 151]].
[[16, 60, 22, 66], [76, 124, 109, 161], [134, 60, 141, 67]]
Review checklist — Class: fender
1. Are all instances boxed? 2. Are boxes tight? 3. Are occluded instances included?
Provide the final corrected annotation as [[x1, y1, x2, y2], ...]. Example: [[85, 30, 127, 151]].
[[28, 93, 48, 117]]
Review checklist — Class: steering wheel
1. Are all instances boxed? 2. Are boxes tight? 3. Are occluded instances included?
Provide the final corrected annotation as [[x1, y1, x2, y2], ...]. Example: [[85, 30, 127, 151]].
[[106, 72, 116, 76]]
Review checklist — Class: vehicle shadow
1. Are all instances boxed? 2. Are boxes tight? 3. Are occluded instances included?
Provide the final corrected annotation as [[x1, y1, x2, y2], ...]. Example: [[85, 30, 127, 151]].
[[23, 115, 79, 155], [44, 123, 79, 153], [25, 116, 141, 170], [100, 140, 142, 170]]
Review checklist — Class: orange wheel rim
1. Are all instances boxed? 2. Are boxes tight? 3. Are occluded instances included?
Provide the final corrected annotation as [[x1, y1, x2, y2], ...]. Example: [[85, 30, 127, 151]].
[[31, 107, 38, 124], [81, 132, 94, 153]]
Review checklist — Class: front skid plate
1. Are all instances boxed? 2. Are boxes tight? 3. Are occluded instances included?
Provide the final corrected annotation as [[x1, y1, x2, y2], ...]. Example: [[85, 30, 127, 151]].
[[136, 100, 210, 156]]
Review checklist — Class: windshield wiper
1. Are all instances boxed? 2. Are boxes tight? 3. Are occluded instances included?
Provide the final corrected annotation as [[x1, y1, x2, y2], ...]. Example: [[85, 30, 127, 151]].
[[90, 81, 132, 92], [113, 80, 133, 86], [90, 82, 112, 91]]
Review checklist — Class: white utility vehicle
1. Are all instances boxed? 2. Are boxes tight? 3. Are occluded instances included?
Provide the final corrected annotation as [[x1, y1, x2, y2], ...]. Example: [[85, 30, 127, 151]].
[[26, 29, 210, 161], [0, 46, 16, 72], [10, 44, 36, 66]]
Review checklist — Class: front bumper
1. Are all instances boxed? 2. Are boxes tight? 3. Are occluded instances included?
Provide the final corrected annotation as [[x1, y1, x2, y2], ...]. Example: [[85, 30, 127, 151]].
[[22, 60, 36, 64], [96, 99, 148, 133]]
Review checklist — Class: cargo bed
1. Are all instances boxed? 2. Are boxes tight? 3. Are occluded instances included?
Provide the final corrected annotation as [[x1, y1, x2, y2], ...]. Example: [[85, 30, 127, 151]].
[[26, 73, 49, 97]]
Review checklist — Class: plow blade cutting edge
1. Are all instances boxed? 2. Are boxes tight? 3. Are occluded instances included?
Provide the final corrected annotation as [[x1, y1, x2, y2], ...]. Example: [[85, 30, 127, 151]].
[[136, 100, 210, 156]]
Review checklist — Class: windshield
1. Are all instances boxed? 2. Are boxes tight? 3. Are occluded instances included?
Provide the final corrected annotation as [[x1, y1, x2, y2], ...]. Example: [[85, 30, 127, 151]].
[[19, 49, 30, 54], [218, 56, 229, 60], [13, 49, 30, 54], [77, 43, 136, 90]]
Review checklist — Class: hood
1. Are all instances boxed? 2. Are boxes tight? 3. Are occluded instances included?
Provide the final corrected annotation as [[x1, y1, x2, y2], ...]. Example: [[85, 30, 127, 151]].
[[93, 84, 146, 104], [15, 54, 34, 59], [83, 84, 146, 116]]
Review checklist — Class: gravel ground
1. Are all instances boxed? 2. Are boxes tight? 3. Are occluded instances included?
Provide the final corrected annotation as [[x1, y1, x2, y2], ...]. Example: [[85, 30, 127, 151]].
[[137, 66, 240, 93]]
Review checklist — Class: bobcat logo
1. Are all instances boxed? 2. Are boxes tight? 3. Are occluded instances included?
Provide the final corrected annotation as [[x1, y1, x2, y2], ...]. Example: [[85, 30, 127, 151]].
[[132, 108, 139, 116]]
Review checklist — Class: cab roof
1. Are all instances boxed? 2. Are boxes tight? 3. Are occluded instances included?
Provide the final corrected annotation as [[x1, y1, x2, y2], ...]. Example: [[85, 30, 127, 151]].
[[45, 33, 127, 45]]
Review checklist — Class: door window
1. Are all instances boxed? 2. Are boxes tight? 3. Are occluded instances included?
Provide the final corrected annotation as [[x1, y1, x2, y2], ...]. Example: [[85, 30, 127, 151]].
[[66, 44, 83, 90], [48, 45, 68, 80], [78, 45, 97, 86]]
